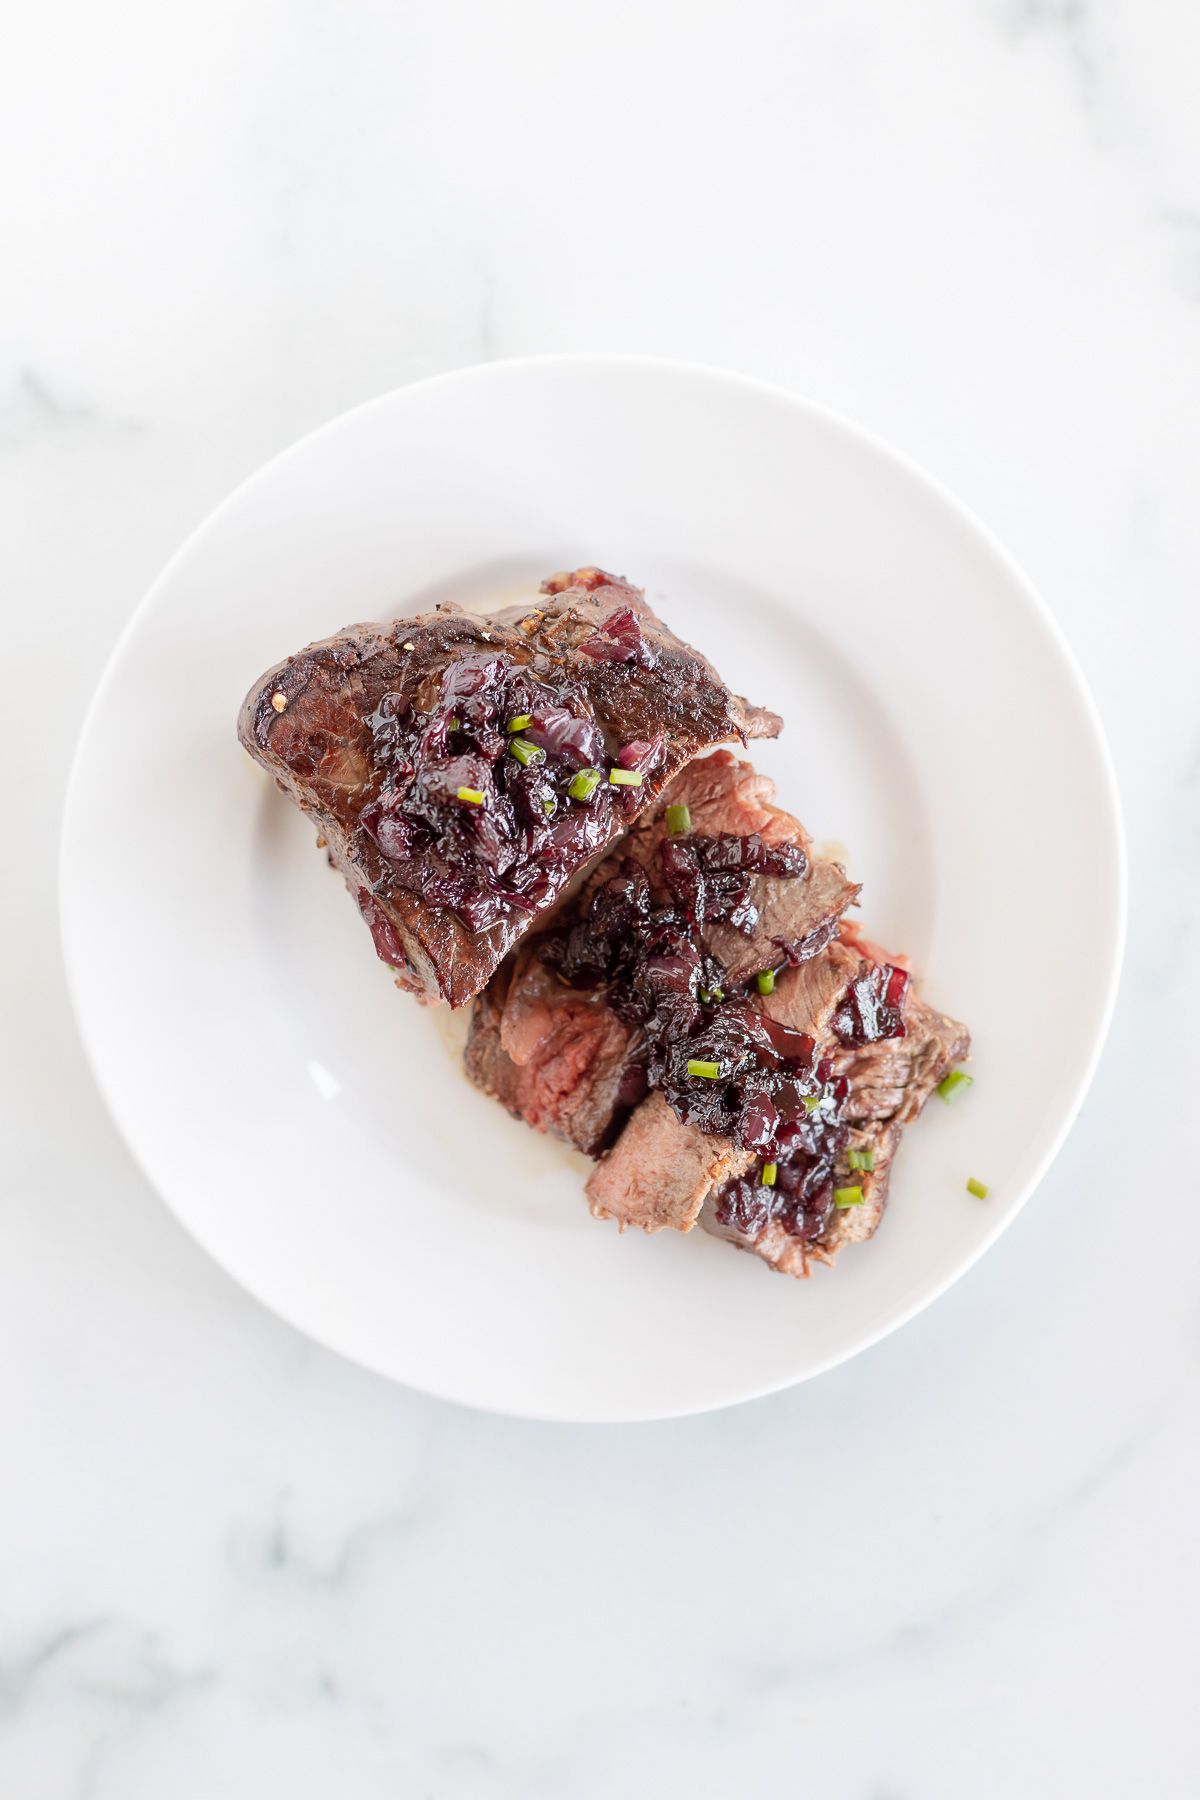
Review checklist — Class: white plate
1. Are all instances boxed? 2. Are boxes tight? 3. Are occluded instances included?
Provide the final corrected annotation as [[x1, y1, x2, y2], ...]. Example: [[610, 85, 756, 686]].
[[60, 356, 1125, 1422]]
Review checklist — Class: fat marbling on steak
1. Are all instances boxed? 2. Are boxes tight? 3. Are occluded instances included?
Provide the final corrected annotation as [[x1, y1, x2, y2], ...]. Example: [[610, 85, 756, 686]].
[[238, 568, 780, 1008]]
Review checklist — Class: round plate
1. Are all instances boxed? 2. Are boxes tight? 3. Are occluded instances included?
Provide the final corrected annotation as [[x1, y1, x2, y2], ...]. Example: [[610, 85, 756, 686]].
[[60, 357, 1125, 1422]]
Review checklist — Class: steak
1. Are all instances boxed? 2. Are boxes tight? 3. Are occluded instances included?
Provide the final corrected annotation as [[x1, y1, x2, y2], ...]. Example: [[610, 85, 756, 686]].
[[465, 744, 969, 1275], [463, 752, 861, 1156], [464, 949, 636, 1156], [584, 937, 866, 1233], [700, 987, 970, 1276], [238, 568, 779, 1008], [586, 1093, 755, 1233], [597, 751, 859, 979]]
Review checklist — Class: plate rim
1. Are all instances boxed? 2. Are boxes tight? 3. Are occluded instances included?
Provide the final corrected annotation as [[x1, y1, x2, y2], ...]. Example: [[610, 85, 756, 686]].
[[58, 352, 1128, 1421]]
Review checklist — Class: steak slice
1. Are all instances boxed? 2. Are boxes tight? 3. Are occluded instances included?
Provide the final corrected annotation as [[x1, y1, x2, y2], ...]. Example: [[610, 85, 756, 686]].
[[238, 568, 779, 1008], [462, 753, 860, 1155], [585, 939, 864, 1232], [701, 988, 970, 1277], [464, 951, 636, 1156], [590, 751, 860, 976], [586, 1093, 751, 1233]]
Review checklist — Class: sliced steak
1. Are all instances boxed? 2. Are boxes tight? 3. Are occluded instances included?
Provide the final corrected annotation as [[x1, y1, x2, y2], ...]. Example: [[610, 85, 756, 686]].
[[765, 939, 864, 1035], [700, 987, 970, 1277], [238, 568, 780, 1008], [464, 733, 969, 1277], [591, 938, 863, 1237], [464, 951, 636, 1156], [585, 1093, 752, 1233], [462, 754, 860, 1153], [602, 751, 860, 975]]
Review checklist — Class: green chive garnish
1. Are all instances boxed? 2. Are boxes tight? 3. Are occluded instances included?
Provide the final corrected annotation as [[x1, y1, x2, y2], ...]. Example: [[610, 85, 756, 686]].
[[699, 987, 724, 1003], [761, 1162, 778, 1188], [847, 1148, 875, 1172], [609, 767, 643, 787], [802, 1094, 821, 1114], [686, 1058, 721, 1079], [665, 803, 692, 835], [456, 786, 485, 805], [506, 714, 532, 733], [542, 796, 556, 816], [937, 1069, 974, 1103], [508, 736, 544, 768], [966, 1176, 989, 1199], [567, 768, 602, 803], [448, 716, 460, 731], [833, 1185, 864, 1208], [756, 968, 776, 996]]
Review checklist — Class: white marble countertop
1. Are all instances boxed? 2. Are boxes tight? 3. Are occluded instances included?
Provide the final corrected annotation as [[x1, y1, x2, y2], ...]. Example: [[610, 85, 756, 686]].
[[3, 2, 1197, 1793]]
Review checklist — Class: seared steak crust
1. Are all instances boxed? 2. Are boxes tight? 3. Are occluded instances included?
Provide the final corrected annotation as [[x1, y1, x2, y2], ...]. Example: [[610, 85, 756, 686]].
[[239, 570, 779, 1008]]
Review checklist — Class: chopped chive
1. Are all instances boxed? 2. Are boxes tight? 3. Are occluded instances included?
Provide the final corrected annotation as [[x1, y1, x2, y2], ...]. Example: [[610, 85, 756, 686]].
[[802, 1094, 821, 1114], [847, 1148, 875, 1172], [448, 716, 460, 731], [833, 1185, 864, 1208], [567, 768, 602, 803], [761, 1162, 778, 1188], [937, 1069, 974, 1103], [542, 796, 556, 816], [568, 768, 602, 802], [966, 1176, 990, 1200], [609, 767, 643, 787], [756, 968, 776, 996], [686, 1058, 721, 1080], [506, 714, 532, 733], [456, 786, 485, 805], [699, 986, 724, 1003], [665, 803, 692, 835], [508, 736, 544, 768]]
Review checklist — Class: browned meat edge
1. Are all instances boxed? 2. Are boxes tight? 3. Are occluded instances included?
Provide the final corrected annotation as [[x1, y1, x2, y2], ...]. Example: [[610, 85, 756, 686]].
[[238, 569, 780, 1009]]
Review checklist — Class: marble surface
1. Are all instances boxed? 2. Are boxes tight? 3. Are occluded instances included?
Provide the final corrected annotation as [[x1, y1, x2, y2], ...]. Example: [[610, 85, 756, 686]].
[[3, 1, 1197, 1793]]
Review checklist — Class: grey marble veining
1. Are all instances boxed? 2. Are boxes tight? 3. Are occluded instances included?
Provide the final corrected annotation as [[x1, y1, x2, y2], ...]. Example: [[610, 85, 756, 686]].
[[3, 0, 1199, 1795]]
